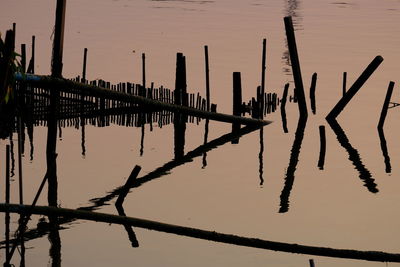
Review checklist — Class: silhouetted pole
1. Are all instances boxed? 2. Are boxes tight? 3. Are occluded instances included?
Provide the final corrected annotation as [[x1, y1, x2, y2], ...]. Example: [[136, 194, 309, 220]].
[[5, 145, 11, 267], [21, 44, 26, 73], [232, 72, 242, 143], [116, 166, 142, 206], [260, 38, 266, 118], [284, 16, 307, 119], [378, 81, 395, 129], [342, 72, 347, 97], [17, 116, 24, 204], [204, 45, 211, 111], [175, 53, 186, 106], [48, 0, 66, 207], [326, 56, 383, 121], [5, 203, 400, 262], [281, 83, 289, 133], [309, 72, 317, 115], [82, 48, 87, 83], [318, 125, 326, 170], [51, 0, 66, 78], [27, 36, 35, 74], [142, 53, 146, 89], [309, 259, 315, 267]]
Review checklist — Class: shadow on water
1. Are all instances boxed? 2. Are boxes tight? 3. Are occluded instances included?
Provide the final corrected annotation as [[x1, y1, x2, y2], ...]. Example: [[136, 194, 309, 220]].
[[279, 116, 307, 213], [327, 119, 378, 193]]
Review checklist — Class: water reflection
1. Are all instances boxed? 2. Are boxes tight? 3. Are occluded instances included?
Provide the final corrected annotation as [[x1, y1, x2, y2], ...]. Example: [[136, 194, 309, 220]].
[[258, 128, 264, 186], [279, 116, 307, 213], [378, 127, 391, 174], [327, 119, 378, 193]]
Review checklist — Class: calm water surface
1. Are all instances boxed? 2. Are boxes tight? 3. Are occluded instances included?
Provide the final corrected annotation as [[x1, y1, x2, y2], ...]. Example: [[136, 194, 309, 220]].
[[1, 0, 400, 266]]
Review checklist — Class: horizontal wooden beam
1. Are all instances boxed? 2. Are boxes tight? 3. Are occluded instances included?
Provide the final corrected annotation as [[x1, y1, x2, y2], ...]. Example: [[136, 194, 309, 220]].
[[1, 203, 400, 262], [15, 73, 271, 126]]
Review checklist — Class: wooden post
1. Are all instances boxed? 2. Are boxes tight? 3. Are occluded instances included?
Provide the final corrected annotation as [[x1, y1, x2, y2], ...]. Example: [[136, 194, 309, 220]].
[[318, 125, 326, 170], [326, 56, 383, 121], [17, 116, 24, 205], [309, 72, 317, 115], [378, 81, 395, 129], [284, 16, 307, 119], [233, 72, 242, 117], [204, 45, 211, 111], [260, 38, 266, 118], [342, 72, 347, 97], [27, 36, 35, 74], [281, 83, 289, 133], [175, 53, 185, 105], [232, 72, 242, 143], [82, 48, 88, 83], [142, 53, 146, 89], [21, 44, 26, 73], [51, 0, 66, 78], [5, 145, 11, 266]]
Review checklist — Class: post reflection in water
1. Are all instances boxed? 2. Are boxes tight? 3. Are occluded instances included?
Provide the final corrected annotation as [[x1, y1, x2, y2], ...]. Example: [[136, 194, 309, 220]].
[[377, 127, 391, 174], [279, 116, 307, 213], [174, 113, 186, 160], [327, 119, 378, 193], [202, 119, 209, 168], [258, 128, 264, 186], [115, 166, 141, 247]]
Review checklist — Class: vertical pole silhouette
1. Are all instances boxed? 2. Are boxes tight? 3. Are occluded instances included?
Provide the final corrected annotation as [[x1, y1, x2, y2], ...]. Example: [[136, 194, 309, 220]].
[[309, 72, 317, 115], [204, 45, 211, 111], [142, 53, 146, 89], [284, 16, 307, 119], [318, 125, 326, 170], [21, 44, 26, 73], [326, 56, 383, 121], [51, 0, 66, 78], [82, 48, 88, 83], [5, 145, 11, 266], [17, 116, 24, 204], [309, 259, 315, 267], [281, 83, 289, 133], [232, 72, 242, 143], [342, 72, 347, 97], [378, 81, 395, 129], [49, 3, 66, 258], [27, 36, 35, 74], [260, 38, 266, 118]]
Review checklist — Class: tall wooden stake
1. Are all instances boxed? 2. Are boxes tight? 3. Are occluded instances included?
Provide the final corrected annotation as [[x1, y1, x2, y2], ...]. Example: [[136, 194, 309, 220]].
[[284, 16, 307, 119], [204, 45, 210, 111]]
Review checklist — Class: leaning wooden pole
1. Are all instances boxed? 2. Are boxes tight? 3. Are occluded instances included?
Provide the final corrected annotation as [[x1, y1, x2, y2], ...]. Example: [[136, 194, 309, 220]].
[[326, 56, 383, 121], [284, 16, 307, 119], [15, 74, 270, 126], [2, 203, 400, 263], [377, 81, 395, 129]]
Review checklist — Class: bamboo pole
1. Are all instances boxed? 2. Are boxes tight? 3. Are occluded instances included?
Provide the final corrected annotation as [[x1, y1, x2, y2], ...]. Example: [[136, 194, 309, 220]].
[[204, 45, 211, 111], [326, 56, 383, 121], [284, 16, 307, 119], [377, 81, 395, 129], [15, 74, 270, 126], [2, 203, 400, 262]]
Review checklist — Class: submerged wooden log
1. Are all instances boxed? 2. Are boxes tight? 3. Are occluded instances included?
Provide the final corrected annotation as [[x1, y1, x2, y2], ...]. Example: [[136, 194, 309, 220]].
[[15, 73, 270, 126], [2, 203, 400, 262]]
